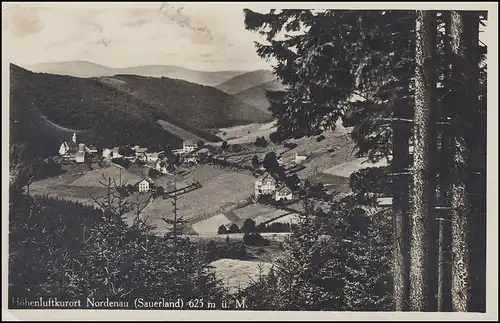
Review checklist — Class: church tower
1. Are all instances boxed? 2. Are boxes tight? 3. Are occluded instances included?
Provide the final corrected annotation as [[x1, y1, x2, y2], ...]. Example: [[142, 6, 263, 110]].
[[72, 132, 77, 144]]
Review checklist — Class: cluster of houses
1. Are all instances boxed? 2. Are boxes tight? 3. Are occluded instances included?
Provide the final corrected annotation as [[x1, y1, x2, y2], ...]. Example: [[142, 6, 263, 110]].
[[58, 133, 99, 163], [59, 134, 208, 170], [254, 172, 294, 202]]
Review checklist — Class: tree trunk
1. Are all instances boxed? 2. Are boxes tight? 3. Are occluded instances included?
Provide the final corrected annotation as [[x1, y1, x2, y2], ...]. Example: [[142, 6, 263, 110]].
[[449, 10, 482, 312], [391, 88, 411, 311], [437, 11, 453, 312], [410, 10, 438, 312], [465, 12, 486, 312]]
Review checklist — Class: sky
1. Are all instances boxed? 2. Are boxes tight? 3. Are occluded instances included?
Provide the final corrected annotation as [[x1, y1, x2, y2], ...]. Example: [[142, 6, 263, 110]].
[[2, 2, 280, 71], [2, 2, 494, 72]]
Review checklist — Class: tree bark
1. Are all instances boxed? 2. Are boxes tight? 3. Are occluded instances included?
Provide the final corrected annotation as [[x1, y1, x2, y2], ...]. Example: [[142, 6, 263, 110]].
[[437, 11, 453, 312], [391, 87, 411, 311], [449, 10, 482, 312], [410, 10, 438, 312]]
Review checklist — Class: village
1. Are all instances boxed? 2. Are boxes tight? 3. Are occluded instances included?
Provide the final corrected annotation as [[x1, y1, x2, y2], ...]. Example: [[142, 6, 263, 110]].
[[22, 118, 396, 241], [57, 132, 313, 203]]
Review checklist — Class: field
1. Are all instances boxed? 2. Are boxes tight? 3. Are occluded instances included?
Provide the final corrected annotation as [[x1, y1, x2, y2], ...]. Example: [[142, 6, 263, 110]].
[[136, 165, 256, 234], [191, 214, 232, 235], [210, 259, 273, 294], [324, 157, 389, 178], [215, 122, 277, 145], [189, 203, 298, 235]]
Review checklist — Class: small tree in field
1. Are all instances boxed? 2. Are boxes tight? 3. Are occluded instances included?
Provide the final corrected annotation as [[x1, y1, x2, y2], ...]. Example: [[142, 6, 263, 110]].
[[228, 223, 240, 234], [217, 225, 228, 234], [242, 219, 257, 234], [252, 155, 260, 170]]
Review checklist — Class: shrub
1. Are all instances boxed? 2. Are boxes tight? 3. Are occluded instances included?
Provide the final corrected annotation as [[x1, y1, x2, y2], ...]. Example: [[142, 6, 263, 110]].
[[254, 136, 268, 147], [243, 232, 269, 246]]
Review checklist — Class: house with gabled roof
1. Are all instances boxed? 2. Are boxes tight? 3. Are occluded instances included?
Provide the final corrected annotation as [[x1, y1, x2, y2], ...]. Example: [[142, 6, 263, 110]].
[[275, 185, 293, 201], [59, 132, 79, 156], [254, 172, 278, 197], [59, 141, 78, 156], [136, 177, 154, 193]]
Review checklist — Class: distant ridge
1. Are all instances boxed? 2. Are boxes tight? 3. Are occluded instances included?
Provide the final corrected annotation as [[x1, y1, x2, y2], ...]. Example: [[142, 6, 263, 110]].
[[234, 79, 285, 113], [215, 69, 278, 95], [23, 61, 247, 87]]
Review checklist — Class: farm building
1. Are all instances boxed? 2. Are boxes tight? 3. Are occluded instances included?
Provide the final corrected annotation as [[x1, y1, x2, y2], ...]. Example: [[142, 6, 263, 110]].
[[183, 140, 197, 153], [275, 185, 293, 201], [255, 172, 277, 197]]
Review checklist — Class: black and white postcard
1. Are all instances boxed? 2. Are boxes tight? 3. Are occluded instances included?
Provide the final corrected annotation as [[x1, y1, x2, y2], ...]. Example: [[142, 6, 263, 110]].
[[2, 2, 498, 321]]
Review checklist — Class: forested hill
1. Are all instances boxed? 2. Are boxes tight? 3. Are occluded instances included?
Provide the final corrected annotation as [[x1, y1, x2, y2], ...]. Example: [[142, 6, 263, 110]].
[[10, 64, 184, 150], [99, 74, 272, 129]]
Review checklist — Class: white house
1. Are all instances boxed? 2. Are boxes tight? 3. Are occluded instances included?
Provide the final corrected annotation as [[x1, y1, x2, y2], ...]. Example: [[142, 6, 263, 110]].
[[294, 153, 308, 164], [183, 140, 197, 153], [275, 185, 293, 201], [137, 178, 152, 193], [59, 142, 71, 155], [75, 150, 86, 163], [255, 172, 277, 197]]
